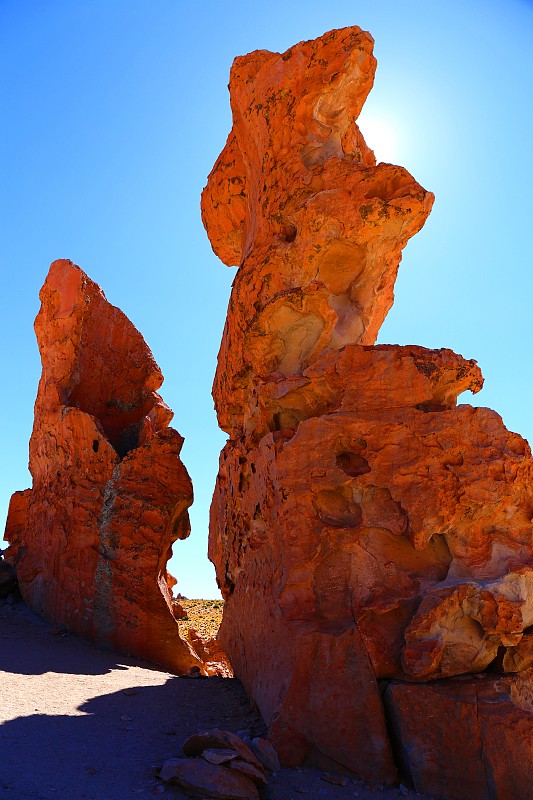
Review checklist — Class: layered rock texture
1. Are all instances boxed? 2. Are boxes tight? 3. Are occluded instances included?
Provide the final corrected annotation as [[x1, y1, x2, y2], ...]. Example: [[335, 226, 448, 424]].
[[203, 26, 533, 796], [4, 260, 201, 674]]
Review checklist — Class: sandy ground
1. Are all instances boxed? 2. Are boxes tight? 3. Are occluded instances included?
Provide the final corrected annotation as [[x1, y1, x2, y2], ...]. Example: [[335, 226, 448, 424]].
[[0, 599, 439, 800]]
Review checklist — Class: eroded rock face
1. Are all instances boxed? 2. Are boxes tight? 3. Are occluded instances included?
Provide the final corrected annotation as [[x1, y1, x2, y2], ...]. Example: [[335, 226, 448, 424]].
[[204, 26, 533, 790], [202, 26, 434, 441], [386, 674, 533, 800], [4, 260, 200, 674]]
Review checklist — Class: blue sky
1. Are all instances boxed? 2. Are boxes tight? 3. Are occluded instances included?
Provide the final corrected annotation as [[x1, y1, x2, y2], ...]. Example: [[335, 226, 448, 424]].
[[1, 0, 532, 597]]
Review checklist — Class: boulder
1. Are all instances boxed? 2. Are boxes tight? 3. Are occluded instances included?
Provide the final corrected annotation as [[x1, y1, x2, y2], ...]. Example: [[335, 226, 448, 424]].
[[183, 728, 265, 774], [160, 757, 259, 799], [186, 629, 234, 677], [386, 675, 533, 800]]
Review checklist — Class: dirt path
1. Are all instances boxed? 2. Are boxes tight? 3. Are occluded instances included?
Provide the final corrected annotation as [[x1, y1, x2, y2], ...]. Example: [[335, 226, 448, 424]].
[[0, 599, 437, 800]]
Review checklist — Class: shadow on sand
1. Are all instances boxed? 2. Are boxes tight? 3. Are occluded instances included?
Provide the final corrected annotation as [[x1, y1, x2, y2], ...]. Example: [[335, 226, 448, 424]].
[[0, 601, 262, 800]]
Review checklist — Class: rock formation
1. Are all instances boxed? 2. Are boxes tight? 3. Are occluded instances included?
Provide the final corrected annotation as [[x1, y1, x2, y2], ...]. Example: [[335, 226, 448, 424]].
[[4, 260, 201, 674], [203, 26, 533, 796]]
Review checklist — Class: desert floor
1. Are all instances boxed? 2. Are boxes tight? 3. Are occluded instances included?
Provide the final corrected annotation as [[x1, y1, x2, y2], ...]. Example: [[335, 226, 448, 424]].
[[0, 598, 439, 800]]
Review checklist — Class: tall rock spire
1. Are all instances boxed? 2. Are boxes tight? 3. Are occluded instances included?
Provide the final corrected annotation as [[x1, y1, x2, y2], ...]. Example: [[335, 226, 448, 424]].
[[4, 259, 201, 675], [204, 27, 533, 794]]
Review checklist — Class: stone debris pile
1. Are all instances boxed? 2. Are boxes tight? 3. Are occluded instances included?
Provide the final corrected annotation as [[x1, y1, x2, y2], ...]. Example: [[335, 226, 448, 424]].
[[160, 728, 280, 799]]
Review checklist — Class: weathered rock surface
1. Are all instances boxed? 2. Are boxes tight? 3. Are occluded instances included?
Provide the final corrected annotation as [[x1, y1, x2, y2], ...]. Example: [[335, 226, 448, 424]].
[[3, 260, 201, 674], [211, 403, 533, 683], [202, 26, 434, 441], [204, 25, 533, 794], [386, 674, 533, 800], [186, 628, 234, 677]]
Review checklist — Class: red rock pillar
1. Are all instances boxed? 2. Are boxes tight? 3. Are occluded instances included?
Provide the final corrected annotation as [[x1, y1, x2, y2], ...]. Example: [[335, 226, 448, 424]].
[[203, 26, 533, 791], [4, 260, 200, 675]]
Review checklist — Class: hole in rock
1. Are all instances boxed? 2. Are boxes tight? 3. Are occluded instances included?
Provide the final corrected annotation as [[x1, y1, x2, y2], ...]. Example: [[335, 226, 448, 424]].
[[169, 509, 191, 542], [114, 422, 140, 459], [238, 470, 250, 493], [315, 486, 362, 528], [415, 402, 448, 413], [272, 427, 296, 443], [92, 439, 99, 453], [282, 223, 297, 243], [225, 570, 236, 597], [486, 645, 507, 674], [336, 451, 371, 477], [66, 382, 154, 457]]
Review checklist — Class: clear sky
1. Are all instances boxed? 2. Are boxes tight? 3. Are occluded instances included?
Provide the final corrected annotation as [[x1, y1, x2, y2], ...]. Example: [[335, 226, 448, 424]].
[[1, 0, 532, 598]]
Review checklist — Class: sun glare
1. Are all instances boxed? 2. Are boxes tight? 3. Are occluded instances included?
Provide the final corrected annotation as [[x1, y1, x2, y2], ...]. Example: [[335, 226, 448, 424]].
[[357, 113, 400, 164]]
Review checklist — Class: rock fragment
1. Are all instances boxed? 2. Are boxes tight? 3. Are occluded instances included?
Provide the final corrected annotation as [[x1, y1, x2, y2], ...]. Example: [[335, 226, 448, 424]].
[[183, 729, 265, 774], [321, 772, 348, 786], [160, 757, 259, 799], [249, 738, 280, 773], [160, 729, 276, 799], [229, 759, 269, 787], [202, 749, 239, 766]]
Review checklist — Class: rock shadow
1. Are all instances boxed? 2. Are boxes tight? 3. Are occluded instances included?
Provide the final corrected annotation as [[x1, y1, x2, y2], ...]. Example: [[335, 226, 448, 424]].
[[0, 601, 137, 676]]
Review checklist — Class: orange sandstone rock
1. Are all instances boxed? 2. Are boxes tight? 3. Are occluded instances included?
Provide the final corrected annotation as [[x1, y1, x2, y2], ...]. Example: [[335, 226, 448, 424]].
[[211, 404, 533, 687], [204, 25, 533, 792], [386, 674, 533, 800], [202, 26, 434, 439], [242, 343, 483, 440], [186, 628, 234, 677], [3, 489, 31, 567], [4, 260, 200, 674]]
